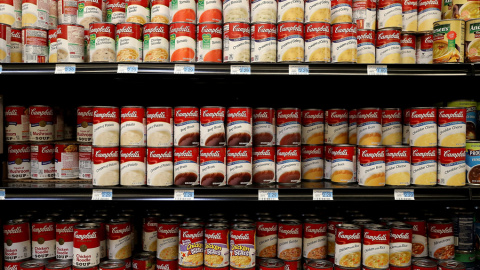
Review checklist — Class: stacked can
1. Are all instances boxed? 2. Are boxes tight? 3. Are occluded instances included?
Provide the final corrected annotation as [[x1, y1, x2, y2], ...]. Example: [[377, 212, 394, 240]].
[[252, 107, 276, 185], [301, 108, 325, 181]]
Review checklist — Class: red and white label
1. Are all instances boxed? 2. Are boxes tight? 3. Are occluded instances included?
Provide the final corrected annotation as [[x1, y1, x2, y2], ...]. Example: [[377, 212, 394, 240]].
[[226, 107, 253, 146], [169, 22, 196, 62], [77, 106, 93, 143], [417, 0, 441, 32], [174, 106, 200, 146], [200, 106, 226, 146], [252, 146, 276, 184], [277, 221, 302, 261], [376, 28, 401, 63], [223, 22, 250, 62], [196, 23, 223, 63], [105, 0, 126, 24], [404, 219, 428, 258], [92, 106, 120, 147], [331, 23, 357, 63], [107, 221, 132, 259], [229, 227, 256, 268], [30, 143, 55, 179], [304, 22, 331, 63], [277, 22, 304, 62], [3, 221, 31, 261], [357, 146, 385, 186], [89, 22, 116, 63], [204, 226, 229, 267], [142, 216, 158, 252], [382, 108, 403, 145], [156, 221, 179, 260], [5, 105, 29, 142], [73, 226, 100, 267], [253, 107, 275, 146], [147, 147, 173, 186], [29, 105, 54, 141], [416, 33, 433, 64], [303, 220, 327, 259], [251, 23, 277, 63], [116, 22, 143, 62], [334, 224, 362, 268], [92, 146, 120, 186], [331, 144, 355, 184], [362, 226, 389, 268], [179, 226, 204, 267], [276, 146, 301, 184], [385, 146, 411, 186], [226, 146, 252, 185], [55, 143, 79, 179], [437, 147, 466, 186], [389, 225, 413, 266], [120, 146, 146, 186], [200, 146, 226, 186], [255, 219, 278, 258], [301, 144, 324, 181], [437, 107, 466, 147], [173, 146, 200, 185], [301, 109, 324, 145], [411, 146, 437, 185], [143, 22, 170, 62], [325, 108, 349, 144], [276, 108, 301, 146], [409, 107, 437, 147], [356, 108, 382, 146], [7, 143, 31, 179], [56, 221, 77, 260], [427, 221, 454, 260], [377, 0, 402, 29], [146, 106, 173, 147], [120, 106, 145, 146]]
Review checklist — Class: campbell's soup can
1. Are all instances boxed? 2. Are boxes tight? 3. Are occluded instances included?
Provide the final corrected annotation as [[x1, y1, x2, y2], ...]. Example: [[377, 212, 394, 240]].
[[125, 0, 150, 24], [418, 0, 441, 32], [11, 28, 23, 63], [410, 107, 438, 147], [223, 21, 250, 62], [99, 260, 126, 270], [411, 146, 437, 185], [427, 218, 455, 260], [362, 224, 390, 269], [325, 108, 349, 144], [334, 224, 361, 268], [385, 145, 411, 186], [156, 259, 178, 270], [174, 145, 200, 185], [120, 106, 146, 147], [375, 27, 401, 63], [115, 22, 143, 62], [3, 218, 32, 261], [356, 107, 382, 146], [382, 108, 402, 145], [352, 0, 376, 30], [303, 218, 327, 260], [302, 108, 325, 145], [169, 22, 196, 62], [250, 0, 276, 23], [356, 145, 386, 186], [304, 0, 331, 23], [146, 106, 173, 147], [438, 260, 466, 270], [21, 27, 48, 63], [58, 0, 78, 24], [331, 0, 353, 23], [31, 218, 56, 260], [5, 105, 30, 142], [142, 215, 159, 252], [200, 106, 226, 146], [7, 143, 31, 179], [204, 222, 229, 267], [196, 23, 223, 62], [120, 146, 146, 186], [377, 0, 402, 29], [432, 19, 465, 63], [250, 22, 277, 63], [147, 146, 173, 186], [401, 32, 416, 63], [226, 146, 252, 185], [277, 0, 304, 22], [348, 109, 357, 144], [437, 107, 466, 147], [56, 23, 84, 62], [156, 218, 180, 260], [0, 0, 20, 28], [402, 0, 417, 31], [226, 106, 253, 146], [178, 222, 204, 267], [304, 22, 331, 62], [466, 140, 480, 185], [356, 29, 375, 63], [277, 219, 303, 261], [0, 22, 11, 63], [107, 218, 132, 260], [301, 144, 324, 181], [256, 216, 278, 258], [29, 105, 54, 141], [55, 217, 79, 260], [416, 32, 433, 64], [21, 0, 49, 29], [447, 99, 476, 140], [77, 106, 93, 143], [412, 258, 437, 270], [46, 260, 73, 270], [19, 260, 47, 270], [389, 222, 413, 267], [76, 0, 103, 29], [174, 106, 200, 146], [230, 222, 256, 269], [89, 22, 116, 62], [200, 146, 226, 186], [276, 145, 301, 184], [277, 21, 304, 62], [326, 216, 344, 257], [330, 144, 356, 184], [30, 142, 55, 179], [437, 146, 466, 186], [150, 0, 169, 23], [79, 143, 93, 179], [72, 223, 101, 267], [92, 106, 120, 147], [197, 0, 222, 23], [331, 22, 357, 63], [169, 0, 196, 23], [276, 107, 301, 146], [252, 146, 276, 184], [404, 217, 428, 258], [253, 107, 275, 146], [222, 0, 249, 23], [92, 146, 120, 186], [105, 0, 126, 24]]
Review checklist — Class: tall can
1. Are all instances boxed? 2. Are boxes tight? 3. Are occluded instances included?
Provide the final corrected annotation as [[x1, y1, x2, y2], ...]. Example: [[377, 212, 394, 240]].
[[0, 22, 10, 63], [276, 145, 301, 184], [356, 107, 382, 146], [5, 105, 29, 142], [385, 145, 411, 186], [156, 218, 180, 260], [446, 99, 476, 140], [466, 140, 480, 185], [389, 222, 413, 267], [120, 146, 146, 186], [146, 106, 173, 147], [416, 32, 433, 63], [147, 146, 173, 186], [7, 142, 31, 179], [150, 0, 169, 23], [29, 105, 54, 142], [437, 107, 466, 147], [465, 19, 480, 63], [169, 0, 196, 23], [196, 23, 223, 62], [227, 146, 252, 186], [230, 222, 256, 269], [21, 0, 49, 29], [21, 27, 48, 63], [437, 146, 466, 186], [276, 107, 301, 146], [92, 106, 120, 147], [173, 145, 200, 186], [325, 108, 349, 144], [356, 29, 375, 63], [303, 218, 327, 260], [200, 106, 226, 146], [174, 106, 200, 146], [178, 222, 204, 267], [56, 23, 84, 62], [253, 107, 275, 146], [356, 145, 386, 186], [277, 218, 303, 261], [54, 141, 79, 179], [199, 146, 226, 186], [56, 217, 79, 260], [402, 0, 417, 32], [92, 146, 120, 186], [348, 109, 357, 144], [250, 22, 277, 63], [277, 21, 304, 62], [125, 0, 150, 24], [256, 215, 278, 258], [334, 223, 361, 268], [330, 144, 356, 184], [382, 108, 403, 145], [226, 106, 253, 146], [352, 0, 376, 29], [223, 21, 250, 62], [331, 22, 357, 63], [30, 142, 55, 179], [3, 218, 32, 261], [120, 106, 146, 147], [409, 107, 437, 147], [142, 214, 159, 252], [301, 144, 324, 181], [107, 218, 132, 260], [252, 146, 276, 184], [327, 216, 345, 258], [204, 222, 229, 267], [302, 108, 325, 145], [115, 22, 143, 62], [411, 146, 437, 185], [169, 22, 196, 62], [427, 218, 455, 260], [105, 0, 126, 24], [362, 224, 390, 269], [79, 143, 92, 180], [72, 223, 101, 268]]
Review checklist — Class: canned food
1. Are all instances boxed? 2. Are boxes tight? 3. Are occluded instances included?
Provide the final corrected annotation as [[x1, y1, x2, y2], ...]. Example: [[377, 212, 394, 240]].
[[173, 146, 200, 185], [223, 21, 250, 62], [330, 144, 356, 184], [276, 108, 301, 146], [29, 143, 54, 179], [20, 260, 47, 270], [303, 218, 327, 260], [222, 0, 250, 22], [432, 19, 465, 63], [416, 32, 433, 63], [348, 109, 357, 144], [331, 22, 357, 63], [226, 106, 253, 146], [73, 223, 101, 267], [331, 0, 353, 23], [229, 222, 256, 269], [56, 23, 84, 62], [156, 218, 180, 260], [150, 0, 169, 23], [401, 33, 416, 63], [178, 222, 204, 267], [256, 216, 278, 258], [389, 222, 413, 267], [31, 218, 56, 260], [277, 218, 303, 261], [105, 0, 126, 24], [9, 28, 22, 62], [92, 106, 120, 147], [29, 105, 54, 141], [375, 28, 401, 63], [427, 218, 455, 260], [0, 23, 10, 63], [437, 146, 466, 186], [132, 252, 155, 269], [99, 259, 126, 270], [200, 146, 226, 186], [411, 146, 437, 185], [46, 260, 72, 270], [385, 145, 411, 186], [77, 106, 93, 143], [353, 0, 376, 29], [466, 140, 480, 184], [227, 146, 252, 185], [377, 0, 402, 29], [3, 218, 32, 261], [253, 107, 276, 146], [357, 145, 386, 186], [200, 106, 226, 146], [252, 146, 276, 184], [301, 145, 324, 181], [204, 222, 229, 267], [174, 106, 200, 146], [356, 108, 382, 145], [147, 146, 173, 186], [412, 258, 437, 270], [446, 99, 476, 140], [146, 106, 173, 147], [107, 218, 132, 260], [89, 22, 116, 62], [22, 0, 49, 29], [362, 224, 390, 269], [451, 0, 479, 20], [381, 108, 402, 145], [77, 0, 103, 28], [78, 143, 92, 179], [142, 215, 159, 252], [334, 223, 361, 268], [7, 143, 31, 179], [21, 27, 48, 63], [120, 106, 146, 146], [55, 142, 79, 179], [170, 0, 196, 23], [418, 0, 441, 32], [437, 107, 466, 147], [409, 107, 437, 147], [120, 146, 146, 186], [277, 21, 304, 62], [438, 260, 466, 270], [55, 217, 79, 260], [276, 145, 301, 184], [125, 0, 150, 24], [197, 0, 222, 23], [465, 18, 480, 63], [92, 146, 120, 186], [196, 23, 223, 62], [356, 29, 375, 63], [0, 0, 20, 28], [116, 22, 143, 62], [170, 22, 196, 62], [301, 109, 324, 145], [251, 22, 277, 63], [404, 218, 428, 258], [325, 108, 349, 144]]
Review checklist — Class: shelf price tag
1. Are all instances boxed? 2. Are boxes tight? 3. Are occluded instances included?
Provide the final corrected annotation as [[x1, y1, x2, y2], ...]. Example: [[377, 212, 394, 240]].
[[117, 64, 139, 74], [394, 189, 415, 200], [289, 65, 309, 75], [313, 189, 333, 200], [92, 189, 113, 200], [0, 65, 2, 74], [55, 64, 76, 74], [174, 64, 195, 74], [231, 65, 251, 75], [174, 189, 195, 200], [367, 65, 388, 75], [0, 189, 5, 200], [258, 189, 279, 200]]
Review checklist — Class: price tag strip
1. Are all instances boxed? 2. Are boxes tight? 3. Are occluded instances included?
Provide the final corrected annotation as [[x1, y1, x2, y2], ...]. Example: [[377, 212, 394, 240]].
[[55, 64, 76, 74], [174, 64, 195, 74], [289, 65, 309, 75], [313, 189, 333, 200], [174, 189, 195, 200], [394, 189, 415, 200], [258, 189, 279, 200], [92, 189, 113, 200], [367, 65, 388, 75], [231, 65, 251, 75], [0, 189, 5, 200], [117, 64, 139, 73]]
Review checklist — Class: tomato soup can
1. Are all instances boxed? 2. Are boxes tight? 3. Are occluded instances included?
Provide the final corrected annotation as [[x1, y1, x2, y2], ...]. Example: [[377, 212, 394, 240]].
[[197, 0, 222, 23], [196, 22, 223, 62], [170, 0, 196, 23], [169, 22, 196, 62]]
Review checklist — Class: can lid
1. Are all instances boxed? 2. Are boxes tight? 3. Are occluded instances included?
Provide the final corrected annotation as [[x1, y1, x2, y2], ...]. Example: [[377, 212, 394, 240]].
[[74, 222, 101, 230], [20, 260, 46, 268], [260, 258, 285, 268], [99, 259, 127, 269], [306, 259, 334, 269], [413, 258, 437, 268], [46, 260, 72, 269], [438, 260, 466, 270], [132, 251, 155, 261]]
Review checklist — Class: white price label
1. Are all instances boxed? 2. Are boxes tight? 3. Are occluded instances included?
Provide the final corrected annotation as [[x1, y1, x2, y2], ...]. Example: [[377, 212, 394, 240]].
[[258, 189, 279, 200], [0, 189, 5, 200], [394, 189, 415, 200], [55, 64, 76, 74], [289, 65, 309, 75], [367, 65, 388, 75], [117, 64, 138, 73], [174, 64, 195, 74], [92, 189, 113, 200], [174, 189, 195, 200], [231, 65, 251, 75], [313, 189, 333, 200]]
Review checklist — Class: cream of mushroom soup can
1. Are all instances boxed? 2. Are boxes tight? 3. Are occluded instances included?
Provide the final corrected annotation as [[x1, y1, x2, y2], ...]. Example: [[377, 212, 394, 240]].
[[92, 146, 120, 186], [277, 21, 305, 62], [146, 106, 173, 147], [331, 22, 357, 63], [116, 22, 143, 62], [79, 143, 93, 179], [77, 106, 93, 143], [147, 146, 173, 186], [120, 146, 147, 186], [304, 22, 331, 62], [30, 142, 55, 179], [5, 105, 29, 142], [250, 22, 277, 63], [106, 0, 126, 24], [143, 22, 170, 62], [7, 142, 31, 179], [120, 106, 146, 146], [77, 0, 103, 29], [92, 106, 120, 147], [29, 105, 54, 141], [223, 21, 251, 62], [89, 22, 116, 62]]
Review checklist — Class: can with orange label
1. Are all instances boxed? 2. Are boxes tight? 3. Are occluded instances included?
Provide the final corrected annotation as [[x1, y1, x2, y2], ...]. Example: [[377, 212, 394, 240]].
[[170, 22, 196, 62]]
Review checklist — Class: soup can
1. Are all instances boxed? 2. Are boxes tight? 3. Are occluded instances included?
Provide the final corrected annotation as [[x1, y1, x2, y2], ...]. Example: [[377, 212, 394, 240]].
[[331, 22, 357, 63], [432, 19, 465, 63], [465, 18, 480, 63], [169, 22, 196, 62]]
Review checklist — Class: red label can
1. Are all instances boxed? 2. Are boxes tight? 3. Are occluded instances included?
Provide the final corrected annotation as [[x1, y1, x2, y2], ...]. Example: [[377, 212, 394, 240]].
[[375, 28, 401, 64], [223, 22, 251, 62], [169, 22, 196, 62], [404, 218, 428, 258], [348, 109, 357, 144], [30, 143, 55, 179], [226, 106, 253, 146], [277, 219, 302, 261], [362, 224, 389, 268], [256, 216, 278, 258], [107, 219, 132, 260], [409, 107, 437, 147], [115, 22, 143, 62], [437, 107, 466, 147], [56, 218, 79, 260], [146, 106, 173, 147], [92, 146, 120, 186], [99, 260, 126, 269], [7, 143, 31, 179], [88, 22, 116, 63], [331, 23, 357, 63], [253, 107, 275, 146], [382, 108, 403, 145], [230, 222, 256, 269], [325, 108, 349, 144], [72, 223, 100, 267], [411, 146, 437, 186], [31, 219, 55, 260], [301, 108, 324, 145], [156, 259, 178, 270], [204, 222, 229, 267], [77, 106, 93, 143], [356, 29, 375, 64], [412, 258, 437, 270], [142, 215, 159, 252], [303, 218, 327, 260], [226, 146, 252, 186], [389, 222, 413, 267], [156, 218, 180, 260], [3, 219, 31, 261], [277, 21, 304, 62], [200, 146, 226, 186], [385, 145, 411, 186], [259, 258, 285, 270], [334, 224, 361, 268], [250, 23, 277, 63], [19, 260, 46, 270], [120, 106, 146, 147], [29, 105, 54, 142], [147, 146, 173, 186], [304, 22, 331, 63], [174, 106, 200, 146], [132, 252, 155, 270], [200, 106, 226, 146], [416, 32, 433, 64], [330, 144, 356, 184], [196, 23, 223, 63], [120, 146, 146, 186], [252, 146, 276, 185], [356, 107, 382, 146], [143, 22, 169, 62], [437, 147, 466, 186], [276, 146, 301, 184], [173, 146, 200, 185], [5, 105, 29, 142], [276, 108, 301, 146], [301, 144, 324, 181], [357, 145, 386, 186], [92, 106, 120, 147], [21, 27, 48, 63]]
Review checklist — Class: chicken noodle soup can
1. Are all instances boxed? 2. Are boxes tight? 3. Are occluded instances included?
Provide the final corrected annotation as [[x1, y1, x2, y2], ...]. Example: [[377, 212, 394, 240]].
[[276, 145, 301, 184], [31, 218, 56, 260], [223, 21, 250, 62], [334, 224, 361, 268], [304, 22, 331, 62], [72, 223, 101, 267], [227, 146, 252, 185], [92, 106, 120, 147], [120, 146, 146, 186], [375, 27, 401, 64], [230, 222, 256, 269], [147, 146, 173, 186], [427, 218, 455, 260], [3, 218, 32, 261], [196, 23, 223, 62], [250, 22, 277, 63], [120, 106, 146, 146], [331, 22, 357, 63], [385, 145, 411, 186], [89, 22, 116, 62], [200, 146, 226, 186], [356, 145, 386, 186], [204, 222, 229, 267], [174, 146, 200, 186], [92, 146, 120, 186], [115, 22, 143, 62], [146, 106, 173, 147], [277, 21, 305, 62], [437, 146, 466, 186], [301, 144, 324, 181], [389, 222, 413, 267], [56, 218, 79, 260], [362, 224, 390, 269], [169, 22, 196, 62], [409, 107, 437, 147], [150, 0, 169, 23], [356, 29, 375, 63], [125, 0, 150, 24], [330, 144, 356, 184], [437, 107, 466, 147], [21, 27, 48, 63], [432, 19, 465, 63]]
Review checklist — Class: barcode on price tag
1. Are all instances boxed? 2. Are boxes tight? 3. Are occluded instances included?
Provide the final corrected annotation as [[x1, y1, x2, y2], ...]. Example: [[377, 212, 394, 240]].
[[289, 65, 309, 75], [174, 189, 195, 200], [92, 189, 113, 200], [174, 64, 195, 74], [313, 189, 333, 200], [231, 65, 251, 75], [258, 189, 278, 200], [117, 64, 138, 73], [367, 65, 388, 75], [55, 64, 76, 74], [394, 189, 414, 200], [0, 189, 5, 200]]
